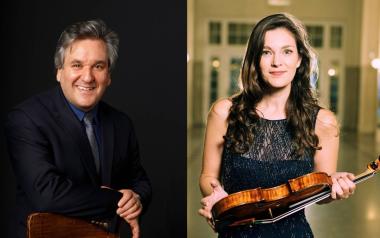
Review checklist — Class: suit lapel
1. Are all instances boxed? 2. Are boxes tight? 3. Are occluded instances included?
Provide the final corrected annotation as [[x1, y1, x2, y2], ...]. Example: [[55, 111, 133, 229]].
[[48, 87, 100, 184], [99, 103, 114, 185]]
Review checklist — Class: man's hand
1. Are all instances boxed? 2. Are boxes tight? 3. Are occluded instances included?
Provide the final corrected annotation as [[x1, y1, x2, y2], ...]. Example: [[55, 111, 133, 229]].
[[125, 218, 140, 238], [101, 186, 142, 237], [117, 189, 143, 220]]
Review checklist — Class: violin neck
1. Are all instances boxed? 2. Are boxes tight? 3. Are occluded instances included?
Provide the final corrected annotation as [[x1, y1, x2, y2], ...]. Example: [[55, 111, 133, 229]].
[[254, 168, 377, 225], [353, 169, 376, 184]]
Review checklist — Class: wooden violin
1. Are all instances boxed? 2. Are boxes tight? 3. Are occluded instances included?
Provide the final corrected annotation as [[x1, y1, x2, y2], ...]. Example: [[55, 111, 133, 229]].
[[211, 156, 380, 232]]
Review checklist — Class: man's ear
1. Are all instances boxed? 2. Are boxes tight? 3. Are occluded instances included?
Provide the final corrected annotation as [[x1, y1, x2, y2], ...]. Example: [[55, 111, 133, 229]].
[[107, 74, 112, 86], [56, 69, 61, 82]]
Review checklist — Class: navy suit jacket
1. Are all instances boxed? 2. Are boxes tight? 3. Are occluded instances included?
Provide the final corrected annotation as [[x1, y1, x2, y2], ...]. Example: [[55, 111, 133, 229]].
[[5, 86, 151, 237]]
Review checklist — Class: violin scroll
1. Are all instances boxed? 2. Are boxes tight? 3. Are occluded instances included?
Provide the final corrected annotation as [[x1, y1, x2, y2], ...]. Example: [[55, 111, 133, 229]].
[[367, 156, 380, 171]]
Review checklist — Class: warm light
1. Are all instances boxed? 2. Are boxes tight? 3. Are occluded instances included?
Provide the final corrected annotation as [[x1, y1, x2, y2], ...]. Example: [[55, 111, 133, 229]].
[[367, 209, 377, 220], [212, 59, 220, 68], [187, 53, 190, 63], [365, 202, 377, 221], [327, 68, 336, 77], [371, 58, 380, 69], [268, 0, 291, 6]]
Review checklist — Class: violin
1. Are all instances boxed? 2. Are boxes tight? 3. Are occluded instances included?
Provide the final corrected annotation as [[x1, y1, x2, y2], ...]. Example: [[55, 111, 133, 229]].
[[211, 156, 380, 232]]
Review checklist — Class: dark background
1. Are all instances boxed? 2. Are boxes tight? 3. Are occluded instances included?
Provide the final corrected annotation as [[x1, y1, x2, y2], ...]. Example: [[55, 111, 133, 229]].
[[0, 0, 186, 237]]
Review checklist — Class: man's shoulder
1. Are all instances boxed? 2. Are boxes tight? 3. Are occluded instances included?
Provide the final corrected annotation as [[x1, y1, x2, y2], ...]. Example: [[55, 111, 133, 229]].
[[99, 101, 133, 126], [5, 87, 62, 131], [10, 87, 59, 115]]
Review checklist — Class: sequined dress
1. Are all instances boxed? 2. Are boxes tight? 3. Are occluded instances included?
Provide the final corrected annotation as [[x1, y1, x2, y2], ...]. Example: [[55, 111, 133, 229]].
[[219, 114, 319, 238]]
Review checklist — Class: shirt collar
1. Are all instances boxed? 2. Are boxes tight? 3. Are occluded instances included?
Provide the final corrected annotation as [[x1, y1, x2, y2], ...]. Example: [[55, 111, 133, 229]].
[[66, 100, 99, 124]]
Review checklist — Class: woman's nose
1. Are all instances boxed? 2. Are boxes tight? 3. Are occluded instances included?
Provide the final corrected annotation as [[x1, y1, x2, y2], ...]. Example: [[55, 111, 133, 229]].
[[271, 54, 282, 67]]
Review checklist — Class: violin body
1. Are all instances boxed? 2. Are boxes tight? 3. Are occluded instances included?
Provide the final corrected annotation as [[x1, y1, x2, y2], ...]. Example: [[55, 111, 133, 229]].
[[212, 172, 331, 228], [211, 157, 380, 232]]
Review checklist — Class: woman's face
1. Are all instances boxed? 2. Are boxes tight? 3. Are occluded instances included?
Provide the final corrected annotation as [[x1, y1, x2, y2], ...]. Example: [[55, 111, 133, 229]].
[[259, 27, 301, 90]]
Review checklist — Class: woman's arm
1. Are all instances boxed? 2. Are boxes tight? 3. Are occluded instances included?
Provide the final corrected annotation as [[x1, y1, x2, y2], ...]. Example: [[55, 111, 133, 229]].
[[198, 99, 231, 227], [199, 99, 231, 196], [314, 109, 355, 200], [314, 109, 340, 174]]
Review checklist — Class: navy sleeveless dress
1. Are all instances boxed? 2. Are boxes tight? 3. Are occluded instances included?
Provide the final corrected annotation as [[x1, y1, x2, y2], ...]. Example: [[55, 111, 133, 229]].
[[219, 113, 319, 238]]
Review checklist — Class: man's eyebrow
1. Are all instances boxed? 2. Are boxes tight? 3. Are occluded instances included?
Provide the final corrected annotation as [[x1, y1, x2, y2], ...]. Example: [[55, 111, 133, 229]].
[[93, 60, 107, 65], [69, 59, 82, 64], [67, 60, 108, 65]]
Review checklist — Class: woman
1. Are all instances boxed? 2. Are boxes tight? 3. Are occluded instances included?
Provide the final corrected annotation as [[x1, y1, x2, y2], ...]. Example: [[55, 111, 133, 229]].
[[198, 13, 356, 237]]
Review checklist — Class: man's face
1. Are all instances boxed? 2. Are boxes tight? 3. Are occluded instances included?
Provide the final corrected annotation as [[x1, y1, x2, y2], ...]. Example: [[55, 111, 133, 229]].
[[57, 39, 111, 111]]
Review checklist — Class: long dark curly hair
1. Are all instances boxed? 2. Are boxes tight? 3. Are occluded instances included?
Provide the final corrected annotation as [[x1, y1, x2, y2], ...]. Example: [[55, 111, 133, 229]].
[[225, 13, 321, 156]]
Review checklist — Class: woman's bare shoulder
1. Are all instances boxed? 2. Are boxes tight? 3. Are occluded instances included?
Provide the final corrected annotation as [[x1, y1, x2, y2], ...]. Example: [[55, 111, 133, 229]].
[[209, 98, 233, 120], [316, 108, 340, 136], [317, 108, 338, 126]]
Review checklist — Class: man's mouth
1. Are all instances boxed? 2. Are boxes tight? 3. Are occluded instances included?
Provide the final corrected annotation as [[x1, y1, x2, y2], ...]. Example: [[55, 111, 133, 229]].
[[77, 86, 96, 91]]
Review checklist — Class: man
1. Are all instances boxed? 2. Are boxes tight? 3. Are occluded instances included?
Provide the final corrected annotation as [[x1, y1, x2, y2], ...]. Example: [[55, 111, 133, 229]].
[[5, 19, 151, 238]]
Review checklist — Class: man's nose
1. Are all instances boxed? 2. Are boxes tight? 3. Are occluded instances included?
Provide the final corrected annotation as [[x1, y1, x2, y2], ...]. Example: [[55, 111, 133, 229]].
[[82, 67, 94, 82]]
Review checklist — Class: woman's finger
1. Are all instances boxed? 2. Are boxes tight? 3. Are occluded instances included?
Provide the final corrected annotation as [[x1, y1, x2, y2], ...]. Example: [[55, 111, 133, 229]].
[[341, 176, 355, 194], [337, 177, 349, 195], [198, 208, 212, 219], [206, 218, 216, 231]]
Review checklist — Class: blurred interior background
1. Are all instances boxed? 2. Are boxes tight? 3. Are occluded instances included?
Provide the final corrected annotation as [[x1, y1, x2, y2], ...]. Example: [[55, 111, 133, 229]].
[[187, 0, 380, 237]]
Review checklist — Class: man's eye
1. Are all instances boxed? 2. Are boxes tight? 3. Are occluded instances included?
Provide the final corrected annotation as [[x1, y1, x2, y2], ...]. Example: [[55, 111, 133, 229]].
[[72, 64, 81, 68], [95, 64, 104, 69]]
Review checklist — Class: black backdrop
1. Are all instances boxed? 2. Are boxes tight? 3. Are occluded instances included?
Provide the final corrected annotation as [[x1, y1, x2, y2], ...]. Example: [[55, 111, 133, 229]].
[[0, 1, 186, 237]]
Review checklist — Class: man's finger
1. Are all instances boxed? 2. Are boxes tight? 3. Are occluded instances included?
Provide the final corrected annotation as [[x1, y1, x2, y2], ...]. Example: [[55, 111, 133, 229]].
[[119, 203, 141, 218], [126, 209, 142, 220], [128, 219, 140, 238], [118, 190, 133, 207]]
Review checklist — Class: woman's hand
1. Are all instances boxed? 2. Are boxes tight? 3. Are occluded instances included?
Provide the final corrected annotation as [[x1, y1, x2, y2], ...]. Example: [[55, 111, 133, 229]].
[[198, 181, 228, 231], [330, 172, 356, 200]]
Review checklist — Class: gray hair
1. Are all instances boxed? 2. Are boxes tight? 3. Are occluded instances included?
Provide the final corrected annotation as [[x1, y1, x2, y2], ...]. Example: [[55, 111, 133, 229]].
[[54, 19, 119, 71]]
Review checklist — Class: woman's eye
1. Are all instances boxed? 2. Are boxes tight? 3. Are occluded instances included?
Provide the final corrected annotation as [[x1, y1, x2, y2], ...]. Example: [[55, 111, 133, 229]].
[[262, 50, 271, 56], [284, 49, 293, 54]]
